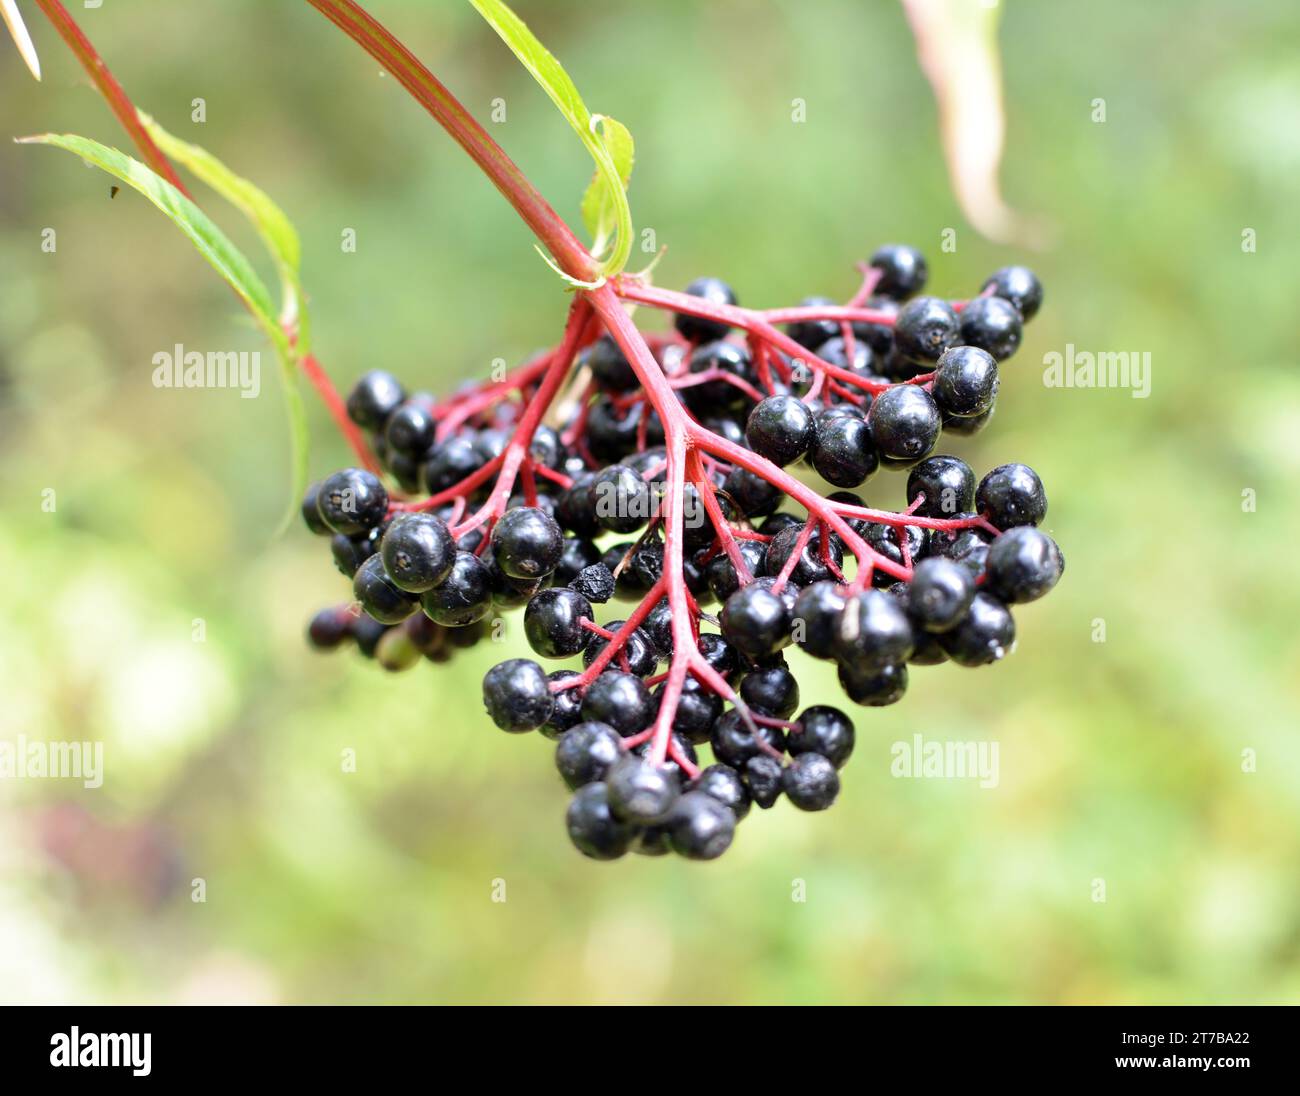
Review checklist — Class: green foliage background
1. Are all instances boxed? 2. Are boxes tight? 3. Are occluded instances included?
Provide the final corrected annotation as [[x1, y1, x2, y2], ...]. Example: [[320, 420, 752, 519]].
[[1, 0, 1297, 1004]]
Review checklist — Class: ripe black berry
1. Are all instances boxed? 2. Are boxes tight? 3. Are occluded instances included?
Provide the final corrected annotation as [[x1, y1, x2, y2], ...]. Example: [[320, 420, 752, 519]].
[[301, 481, 332, 535], [666, 791, 736, 860], [346, 369, 405, 430], [706, 540, 768, 603], [792, 581, 846, 660], [384, 400, 436, 455], [586, 334, 638, 392], [581, 670, 653, 735], [555, 721, 624, 789], [746, 395, 815, 467], [789, 706, 854, 768], [317, 468, 388, 535], [720, 583, 792, 660], [933, 345, 999, 418], [984, 527, 1064, 603], [785, 296, 840, 349], [833, 588, 914, 667], [811, 409, 879, 488], [491, 505, 564, 580], [606, 755, 680, 824], [739, 663, 800, 718], [379, 512, 455, 592], [566, 782, 637, 860], [691, 764, 751, 821], [982, 266, 1043, 320], [307, 607, 352, 650], [583, 620, 659, 678], [765, 524, 842, 586], [710, 710, 785, 767], [869, 244, 928, 299], [523, 587, 593, 658], [976, 463, 1048, 528], [674, 276, 737, 342], [893, 296, 960, 365], [420, 550, 492, 626], [590, 463, 650, 534], [866, 385, 941, 466], [743, 755, 784, 809], [331, 531, 375, 578], [482, 658, 554, 733], [352, 554, 419, 624], [424, 436, 485, 494], [959, 296, 1023, 360], [908, 556, 975, 631], [939, 592, 1016, 666], [782, 753, 840, 811], [907, 455, 975, 517], [837, 659, 908, 706], [542, 672, 585, 738]]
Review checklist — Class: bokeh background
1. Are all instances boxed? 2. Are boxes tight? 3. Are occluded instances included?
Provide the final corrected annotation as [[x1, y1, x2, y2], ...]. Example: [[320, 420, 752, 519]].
[[1, 0, 1297, 1005]]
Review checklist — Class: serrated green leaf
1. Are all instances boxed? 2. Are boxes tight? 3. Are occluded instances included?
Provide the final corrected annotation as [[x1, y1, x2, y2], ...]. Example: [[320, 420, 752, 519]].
[[20, 132, 309, 530], [140, 113, 310, 354], [469, 0, 633, 277], [580, 115, 634, 259]]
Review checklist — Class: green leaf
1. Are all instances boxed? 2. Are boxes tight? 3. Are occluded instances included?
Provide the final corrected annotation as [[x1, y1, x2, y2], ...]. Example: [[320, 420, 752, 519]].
[[140, 113, 310, 354], [580, 115, 634, 260], [469, 0, 633, 277], [20, 132, 309, 529]]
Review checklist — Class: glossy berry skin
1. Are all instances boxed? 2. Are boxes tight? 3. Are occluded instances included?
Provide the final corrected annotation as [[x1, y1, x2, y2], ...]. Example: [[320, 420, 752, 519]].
[[834, 589, 914, 668], [976, 463, 1048, 528], [566, 782, 636, 860], [743, 755, 784, 809], [811, 410, 879, 488], [379, 513, 455, 593], [766, 524, 843, 586], [691, 764, 751, 822], [982, 266, 1043, 320], [870, 244, 928, 299], [352, 555, 419, 625], [864, 522, 928, 577], [384, 401, 436, 455], [583, 621, 659, 678], [959, 296, 1023, 360], [674, 276, 737, 342], [782, 753, 840, 811], [893, 296, 960, 365], [697, 633, 738, 677], [933, 345, 999, 418], [482, 658, 554, 733], [523, 588, 594, 658], [666, 791, 736, 860], [346, 369, 405, 430], [984, 527, 1064, 603], [581, 671, 653, 735], [541, 673, 585, 738], [866, 385, 941, 466], [792, 581, 847, 660], [724, 466, 784, 519], [423, 436, 485, 494], [710, 710, 786, 768], [586, 335, 638, 392], [939, 593, 1016, 666], [721, 583, 792, 660], [685, 340, 755, 413], [740, 664, 801, 718], [907, 455, 975, 518], [789, 706, 854, 768], [606, 756, 680, 824], [746, 395, 815, 467], [491, 506, 564, 580], [908, 557, 976, 632], [837, 660, 908, 706], [553, 536, 602, 587], [705, 540, 768, 603], [590, 464, 650, 535], [420, 550, 492, 626], [785, 296, 841, 350], [301, 482, 332, 535], [556, 722, 623, 791], [317, 468, 389, 535], [350, 614, 389, 659], [331, 532, 375, 578], [665, 679, 723, 744]]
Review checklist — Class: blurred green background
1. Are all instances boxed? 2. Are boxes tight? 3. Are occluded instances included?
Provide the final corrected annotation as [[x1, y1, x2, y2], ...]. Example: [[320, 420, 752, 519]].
[[1, 0, 1298, 1005]]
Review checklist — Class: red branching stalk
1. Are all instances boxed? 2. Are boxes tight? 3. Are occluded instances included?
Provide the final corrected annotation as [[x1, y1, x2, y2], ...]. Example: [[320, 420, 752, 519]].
[[31, 0, 190, 196]]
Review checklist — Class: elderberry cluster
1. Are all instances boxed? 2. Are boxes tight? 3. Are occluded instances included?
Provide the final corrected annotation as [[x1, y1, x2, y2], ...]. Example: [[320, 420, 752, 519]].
[[300, 245, 1062, 862]]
